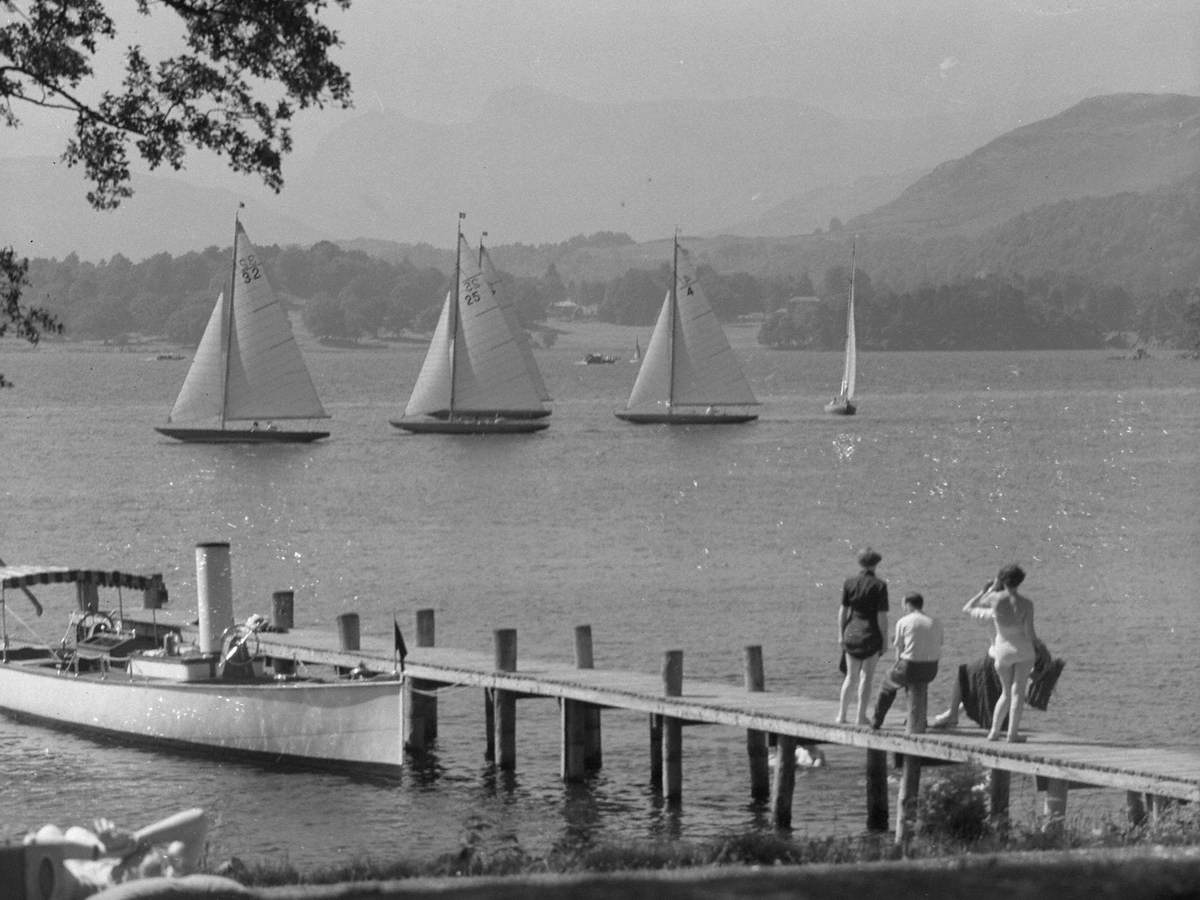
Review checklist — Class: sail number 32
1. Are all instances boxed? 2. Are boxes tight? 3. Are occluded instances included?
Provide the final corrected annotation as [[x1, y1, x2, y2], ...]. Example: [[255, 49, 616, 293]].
[[239, 256, 263, 284]]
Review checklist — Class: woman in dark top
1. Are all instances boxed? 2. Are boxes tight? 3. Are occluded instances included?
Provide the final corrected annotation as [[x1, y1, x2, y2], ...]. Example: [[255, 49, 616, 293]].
[[836, 547, 889, 725]]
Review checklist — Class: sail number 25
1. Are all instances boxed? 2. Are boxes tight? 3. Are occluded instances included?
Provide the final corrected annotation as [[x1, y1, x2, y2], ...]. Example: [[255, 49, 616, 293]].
[[239, 255, 263, 284], [462, 273, 483, 306]]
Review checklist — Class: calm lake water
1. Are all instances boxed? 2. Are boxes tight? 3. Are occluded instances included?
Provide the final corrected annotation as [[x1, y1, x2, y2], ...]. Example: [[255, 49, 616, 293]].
[[1, 326, 1197, 869]]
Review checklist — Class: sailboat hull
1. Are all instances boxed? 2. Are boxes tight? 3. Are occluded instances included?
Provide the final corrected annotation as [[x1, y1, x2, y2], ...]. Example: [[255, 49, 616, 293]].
[[824, 400, 857, 416], [615, 411, 758, 425], [390, 418, 549, 435], [428, 408, 551, 420], [156, 427, 330, 444]]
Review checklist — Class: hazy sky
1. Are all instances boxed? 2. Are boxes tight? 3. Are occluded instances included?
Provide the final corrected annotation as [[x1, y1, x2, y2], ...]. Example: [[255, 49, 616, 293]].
[[4, 0, 1198, 180]]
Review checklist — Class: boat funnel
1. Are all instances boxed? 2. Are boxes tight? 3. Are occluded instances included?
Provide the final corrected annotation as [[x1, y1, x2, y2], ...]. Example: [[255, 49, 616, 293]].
[[195, 542, 235, 655]]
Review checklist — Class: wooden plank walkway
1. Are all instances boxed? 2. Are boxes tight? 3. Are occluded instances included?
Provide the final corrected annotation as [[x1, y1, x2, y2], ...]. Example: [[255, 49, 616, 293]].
[[247, 623, 1200, 805]]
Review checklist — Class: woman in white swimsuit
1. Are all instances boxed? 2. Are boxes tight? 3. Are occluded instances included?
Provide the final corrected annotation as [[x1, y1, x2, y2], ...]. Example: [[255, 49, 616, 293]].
[[963, 563, 1038, 742]]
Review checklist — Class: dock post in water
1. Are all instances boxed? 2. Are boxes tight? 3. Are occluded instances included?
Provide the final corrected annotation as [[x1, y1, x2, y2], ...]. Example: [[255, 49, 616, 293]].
[[1043, 777, 1069, 836], [575, 625, 603, 771], [483, 688, 495, 762], [662, 650, 683, 801], [649, 713, 663, 789], [743, 645, 770, 802], [561, 626, 598, 781], [990, 769, 1012, 833], [771, 733, 798, 829], [866, 749, 889, 831], [404, 609, 438, 754], [895, 682, 928, 844], [268, 590, 295, 675], [493, 629, 518, 770]]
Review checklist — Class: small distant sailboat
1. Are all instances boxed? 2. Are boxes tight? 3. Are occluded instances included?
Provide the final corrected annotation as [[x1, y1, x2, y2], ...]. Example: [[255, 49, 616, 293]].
[[156, 213, 330, 443], [630, 338, 642, 363], [616, 235, 759, 425], [825, 238, 858, 416], [391, 216, 549, 434]]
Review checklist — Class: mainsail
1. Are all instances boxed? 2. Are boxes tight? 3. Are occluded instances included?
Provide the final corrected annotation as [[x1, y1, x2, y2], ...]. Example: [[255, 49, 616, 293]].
[[838, 264, 857, 401]]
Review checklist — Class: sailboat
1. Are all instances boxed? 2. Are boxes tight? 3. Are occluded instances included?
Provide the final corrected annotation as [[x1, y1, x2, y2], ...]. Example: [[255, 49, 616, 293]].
[[630, 338, 642, 363], [391, 217, 549, 434], [825, 238, 858, 416], [156, 214, 330, 443], [615, 235, 759, 425]]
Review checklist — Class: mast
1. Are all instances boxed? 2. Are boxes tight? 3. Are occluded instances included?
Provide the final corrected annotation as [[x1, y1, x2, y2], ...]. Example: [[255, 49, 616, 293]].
[[668, 230, 679, 410], [448, 212, 465, 416], [220, 205, 242, 431]]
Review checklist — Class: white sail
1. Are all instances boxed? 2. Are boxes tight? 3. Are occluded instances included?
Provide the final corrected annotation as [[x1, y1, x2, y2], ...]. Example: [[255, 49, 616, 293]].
[[166, 292, 227, 424], [451, 235, 546, 414], [223, 222, 328, 421], [839, 275, 857, 400], [480, 245, 550, 402], [404, 290, 453, 417], [626, 241, 757, 410]]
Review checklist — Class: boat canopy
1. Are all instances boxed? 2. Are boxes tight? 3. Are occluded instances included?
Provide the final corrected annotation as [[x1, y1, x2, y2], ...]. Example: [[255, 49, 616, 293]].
[[0, 566, 163, 591]]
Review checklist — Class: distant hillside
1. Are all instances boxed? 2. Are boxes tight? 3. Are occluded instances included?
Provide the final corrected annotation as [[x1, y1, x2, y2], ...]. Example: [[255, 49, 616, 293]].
[[851, 93, 1200, 238], [716, 169, 926, 238]]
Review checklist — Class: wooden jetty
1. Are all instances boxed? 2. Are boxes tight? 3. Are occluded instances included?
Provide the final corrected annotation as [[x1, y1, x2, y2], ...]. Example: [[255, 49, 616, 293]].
[[164, 607, 1197, 841]]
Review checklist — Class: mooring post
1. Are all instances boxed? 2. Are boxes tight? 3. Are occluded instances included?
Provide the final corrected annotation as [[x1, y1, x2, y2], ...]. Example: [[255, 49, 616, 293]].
[[1042, 777, 1069, 835], [649, 714, 663, 789], [267, 590, 295, 675], [770, 734, 798, 829], [561, 695, 588, 783], [743, 645, 770, 802], [1126, 791, 1147, 828], [866, 749, 889, 831], [895, 682, 928, 845], [989, 769, 1012, 833], [404, 609, 438, 754], [493, 629, 518, 770], [573, 624, 602, 771], [662, 650, 683, 801], [483, 688, 495, 762], [336, 612, 360, 676]]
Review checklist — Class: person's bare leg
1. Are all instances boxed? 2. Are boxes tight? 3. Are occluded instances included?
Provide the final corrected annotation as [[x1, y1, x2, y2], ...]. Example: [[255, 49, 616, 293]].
[[856, 655, 879, 725], [932, 677, 964, 728], [988, 662, 1013, 740], [837, 656, 862, 723], [1006, 660, 1033, 742]]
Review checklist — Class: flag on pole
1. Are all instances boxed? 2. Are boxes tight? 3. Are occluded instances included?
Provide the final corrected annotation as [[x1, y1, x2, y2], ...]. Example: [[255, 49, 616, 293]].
[[394, 618, 408, 672]]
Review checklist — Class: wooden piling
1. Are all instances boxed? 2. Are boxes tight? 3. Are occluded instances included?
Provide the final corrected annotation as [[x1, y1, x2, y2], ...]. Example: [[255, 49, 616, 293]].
[[771, 734, 798, 828], [336, 613, 360, 651], [483, 688, 495, 762], [1043, 777, 1069, 835], [574, 625, 602, 771], [866, 750, 889, 831], [895, 682, 928, 845], [270, 591, 294, 630], [744, 645, 770, 802], [404, 609, 438, 753], [561, 696, 588, 782], [1126, 791, 1147, 827], [662, 650, 683, 801], [493, 629, 517, 770], [990, 769, 1012, 833], [649, 714, 663, 788]]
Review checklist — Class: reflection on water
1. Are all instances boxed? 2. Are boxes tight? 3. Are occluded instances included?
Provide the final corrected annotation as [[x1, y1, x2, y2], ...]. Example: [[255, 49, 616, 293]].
[[0, 345, 1197, 869]]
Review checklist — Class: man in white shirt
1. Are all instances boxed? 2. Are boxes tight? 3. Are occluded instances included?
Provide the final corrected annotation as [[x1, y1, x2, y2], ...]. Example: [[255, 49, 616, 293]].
[[870, 592, 943, 730]]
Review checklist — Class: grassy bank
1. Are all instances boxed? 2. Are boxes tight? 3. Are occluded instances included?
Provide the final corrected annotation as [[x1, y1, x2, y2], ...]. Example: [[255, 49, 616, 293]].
[[213, 785, 1199, 888]]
